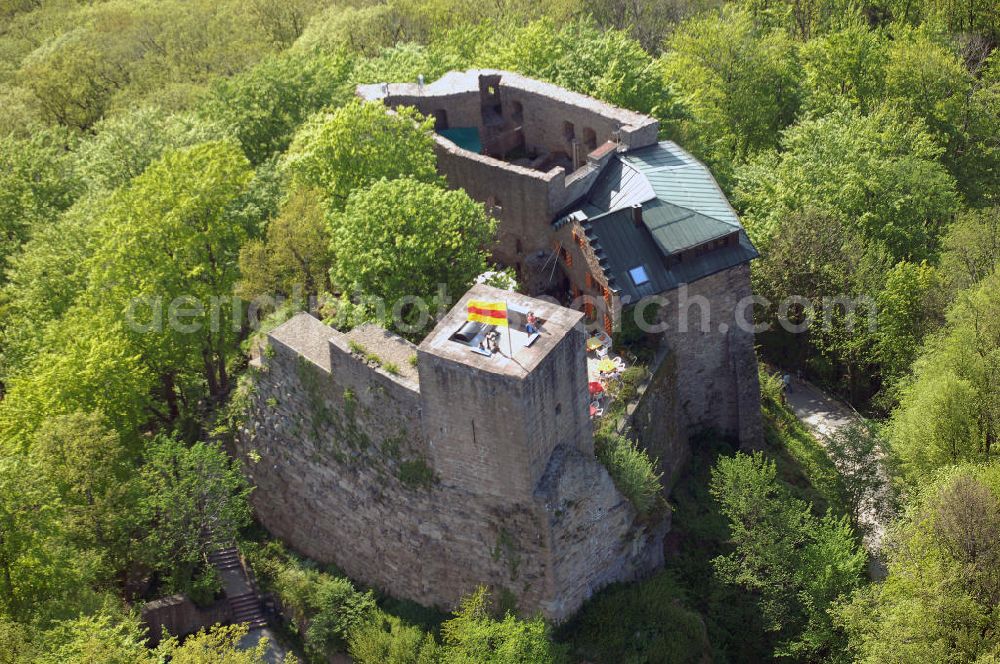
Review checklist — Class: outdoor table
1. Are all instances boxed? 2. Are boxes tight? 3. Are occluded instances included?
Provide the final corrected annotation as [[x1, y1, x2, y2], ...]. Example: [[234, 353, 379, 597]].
[[597, 358, 615, 374], [586, 337, 604, 352]]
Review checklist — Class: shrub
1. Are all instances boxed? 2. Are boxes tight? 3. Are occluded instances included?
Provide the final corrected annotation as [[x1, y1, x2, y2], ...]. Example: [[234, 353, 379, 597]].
[[398, 458, 436, 489], [759, 365, 785, 407], [264, 552, 379, 659], [595, 432, 663, 516], [559, 571, 710, 663], [348, 614, 440, 664]]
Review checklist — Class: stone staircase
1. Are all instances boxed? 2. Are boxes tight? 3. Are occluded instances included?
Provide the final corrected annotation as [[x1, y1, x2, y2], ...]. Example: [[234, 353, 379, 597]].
[[207, 547, 267, 629]]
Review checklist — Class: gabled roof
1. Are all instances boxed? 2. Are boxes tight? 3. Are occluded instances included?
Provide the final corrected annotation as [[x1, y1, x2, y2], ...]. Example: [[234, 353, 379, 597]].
[[556, 140, 758, 303], [641, 198, 739, 256]]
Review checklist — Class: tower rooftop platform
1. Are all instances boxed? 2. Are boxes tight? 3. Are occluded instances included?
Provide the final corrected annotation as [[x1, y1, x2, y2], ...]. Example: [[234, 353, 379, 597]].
[[419, 284, 584, 379]]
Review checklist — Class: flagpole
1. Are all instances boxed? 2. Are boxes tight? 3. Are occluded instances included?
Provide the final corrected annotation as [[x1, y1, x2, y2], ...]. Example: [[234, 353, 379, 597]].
[[505, 300, 512, 357]]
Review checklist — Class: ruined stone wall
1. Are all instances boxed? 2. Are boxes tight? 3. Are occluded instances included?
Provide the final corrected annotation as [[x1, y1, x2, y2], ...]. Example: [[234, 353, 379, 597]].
[[433, 139, 562, 264], [628, 351, 689, 491], [657, 264, 762, 448], [240, 335, 553, 614], [388, 91, 481, 129], [237, 315, 667, 621], [496, 83, 657, 159]]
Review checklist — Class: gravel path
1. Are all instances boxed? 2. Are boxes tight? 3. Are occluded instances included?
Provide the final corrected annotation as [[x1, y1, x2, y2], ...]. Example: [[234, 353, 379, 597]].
[[783, 375, 891, 579]]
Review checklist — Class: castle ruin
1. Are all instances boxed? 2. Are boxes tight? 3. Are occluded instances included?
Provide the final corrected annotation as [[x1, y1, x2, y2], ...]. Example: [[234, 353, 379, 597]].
[[237, 72, 762, 621], [239, 286, 666, 621]]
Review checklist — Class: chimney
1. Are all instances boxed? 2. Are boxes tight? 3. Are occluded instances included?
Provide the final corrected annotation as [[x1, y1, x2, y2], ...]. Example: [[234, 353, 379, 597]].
[[631, 204, 643, 227]]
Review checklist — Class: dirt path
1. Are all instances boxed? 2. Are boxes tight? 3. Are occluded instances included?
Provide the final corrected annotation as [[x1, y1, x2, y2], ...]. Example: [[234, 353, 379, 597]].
[[783, 376, 890, 579], [784, 377, 858, 440]]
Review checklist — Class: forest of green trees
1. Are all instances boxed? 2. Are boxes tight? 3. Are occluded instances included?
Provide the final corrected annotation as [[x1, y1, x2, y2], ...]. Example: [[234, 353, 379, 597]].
[[0, 0, 998, 661]]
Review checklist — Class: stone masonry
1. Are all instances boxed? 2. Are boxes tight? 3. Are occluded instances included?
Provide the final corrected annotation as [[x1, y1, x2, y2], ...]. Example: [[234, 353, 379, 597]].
[[237, 285, 666, 621]]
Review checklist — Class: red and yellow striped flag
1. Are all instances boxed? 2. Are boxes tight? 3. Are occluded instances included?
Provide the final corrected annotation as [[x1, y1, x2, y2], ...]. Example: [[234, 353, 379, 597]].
[[467, 300, 508, 327]]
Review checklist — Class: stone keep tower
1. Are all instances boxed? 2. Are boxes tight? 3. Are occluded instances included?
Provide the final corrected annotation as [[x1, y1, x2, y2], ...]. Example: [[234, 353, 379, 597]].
[[416, 285, 594, 501], [238, 285, 666, 621]]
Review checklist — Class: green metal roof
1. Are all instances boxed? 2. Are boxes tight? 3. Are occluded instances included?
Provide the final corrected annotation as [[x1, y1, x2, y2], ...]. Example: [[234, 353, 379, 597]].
[[641, 198, 739, 255], [622, 141, 741, 228], [554, 139, 758, 301]]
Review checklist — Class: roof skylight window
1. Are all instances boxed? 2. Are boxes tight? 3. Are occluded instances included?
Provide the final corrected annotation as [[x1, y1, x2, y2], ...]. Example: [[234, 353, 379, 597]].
[[628, 265, 649, 286]]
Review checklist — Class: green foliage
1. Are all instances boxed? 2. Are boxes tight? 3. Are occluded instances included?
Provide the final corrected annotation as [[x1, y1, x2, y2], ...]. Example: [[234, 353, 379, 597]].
[[76, 107, 231, 192], [398, 458, 437, 489], [88, 140, 253, 401], [350, 41, 467, 86], [0, 454, 99, 623], [157, 621, 296, 663], [559, 571, 710, 663], [737, 104, 959, 261], [283, 100, 439, 209], [758, 366, 785, 406], [836, 466, 1000, 663], [329, 178, 495, 335], [205, 51, 353, 164], [30, 412, 138, 581], [0, 307, 156, 446], [482, 18, 679, 126], [875, 260, 945, 387], [0, 194, 105, 373], [938, 206, 1000, 291], [295, 3, 406, 56], [348, 614, 440, 664], [799, 20, 888, 115], [825, 421, 895, 533], [710, 452, 865, 659], [0, 128, 81, 279], [440, 587, 568, 663], [254, 546, 378, 660], [136, 437, 252, 597], [594, 431, 663, 516], [31, 607, 153, 664], [237, 188, 333, 300], [13, 1, 279, 131], [889, 271, 1000, 484], [660, 6, 802, 183]]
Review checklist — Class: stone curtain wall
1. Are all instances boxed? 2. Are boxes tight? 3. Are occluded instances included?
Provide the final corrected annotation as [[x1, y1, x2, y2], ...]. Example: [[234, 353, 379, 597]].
[[496, 82, 657, 159], [237, 317, 666, 621], [629, 351, 689, 491], [658, 264, 763, 448], [240, 335, 554, 613]]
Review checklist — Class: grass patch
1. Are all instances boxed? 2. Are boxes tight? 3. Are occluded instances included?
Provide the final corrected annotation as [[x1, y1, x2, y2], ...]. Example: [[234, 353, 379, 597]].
[[760, 381, 846, 515], [398, 458, 436, 488], [383, 361, 400, 375]]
